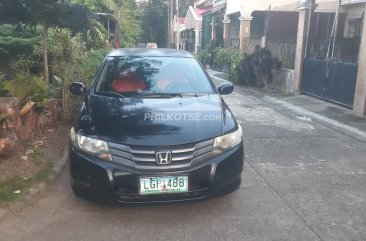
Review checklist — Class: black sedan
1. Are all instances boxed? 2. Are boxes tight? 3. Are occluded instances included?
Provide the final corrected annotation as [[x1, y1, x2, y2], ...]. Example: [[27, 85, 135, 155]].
[[69, 48, 244, 204]]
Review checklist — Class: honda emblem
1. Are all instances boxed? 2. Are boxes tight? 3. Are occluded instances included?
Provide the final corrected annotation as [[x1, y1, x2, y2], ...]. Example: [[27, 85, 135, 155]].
[[155, 151, 172, 165]]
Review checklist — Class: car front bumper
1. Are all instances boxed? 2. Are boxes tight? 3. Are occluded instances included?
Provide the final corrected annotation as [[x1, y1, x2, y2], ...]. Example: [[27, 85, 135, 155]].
[[69, 142, 244, 204]]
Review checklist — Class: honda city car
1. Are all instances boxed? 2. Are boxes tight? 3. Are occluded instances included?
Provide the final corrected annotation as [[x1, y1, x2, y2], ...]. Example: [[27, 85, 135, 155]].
[[69, 48, 244, 204]]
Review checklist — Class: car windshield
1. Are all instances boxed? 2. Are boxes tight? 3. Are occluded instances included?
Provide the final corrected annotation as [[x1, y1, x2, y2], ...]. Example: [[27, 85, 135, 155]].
[[95, 56, 215, 97]]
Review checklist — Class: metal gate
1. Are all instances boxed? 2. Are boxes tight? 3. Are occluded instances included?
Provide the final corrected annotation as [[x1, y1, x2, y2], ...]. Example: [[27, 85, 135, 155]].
[[302, 58, 358, 107], [301, 9, 361, 108], [185, 29, 195, 53]]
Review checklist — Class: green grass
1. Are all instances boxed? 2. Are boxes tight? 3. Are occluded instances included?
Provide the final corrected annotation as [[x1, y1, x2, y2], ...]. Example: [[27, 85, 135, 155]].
[[33, 159, 43, 166], [31, 146, 44, 159], [0, 162, 54, 205], [0, 177, 27, 203]]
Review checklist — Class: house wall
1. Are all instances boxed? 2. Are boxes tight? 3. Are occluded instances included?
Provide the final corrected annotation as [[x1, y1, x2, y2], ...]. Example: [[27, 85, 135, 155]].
[[342, 3, 365, 37], [226, 0, 244, 16], [240, 0, 339, 18], [342, 0, 366, 4], [185, 6, 199, 30], [272, 68, 295, 94], [250, 11, 299, 40], [229, 14, 240, 39]]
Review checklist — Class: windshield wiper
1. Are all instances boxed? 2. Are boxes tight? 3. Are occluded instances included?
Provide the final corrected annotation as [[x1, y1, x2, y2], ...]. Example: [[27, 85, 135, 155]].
[[130, 93, 181, 98], [130, 93, 209, 98], [177, 93, 208, 97], [96, 91, 127, 98]]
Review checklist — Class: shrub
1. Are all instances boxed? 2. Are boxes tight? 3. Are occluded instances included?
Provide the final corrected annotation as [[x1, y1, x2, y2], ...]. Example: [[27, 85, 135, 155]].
[[238, 54, 256, 86], [196, 49, 211, 67], [237, 46, 282, 91], [249, 46, 282, 92], [212, 47, 232, 65], [77, 48, 109, 82], [1, 75, 56, 109], [209, 47, 243, 83]]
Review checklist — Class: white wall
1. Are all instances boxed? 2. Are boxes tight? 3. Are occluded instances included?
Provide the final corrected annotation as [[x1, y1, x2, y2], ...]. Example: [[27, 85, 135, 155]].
[[342, 0, 366, 5], [226, 0, 244, 15], [236, 0, 339, 18], [185, 6, 198, 30]]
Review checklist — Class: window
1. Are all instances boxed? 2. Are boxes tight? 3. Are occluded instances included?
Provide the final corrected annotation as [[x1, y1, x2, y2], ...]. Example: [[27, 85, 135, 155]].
[[348, 18, 363, 38], [95, 57, 215, 96]]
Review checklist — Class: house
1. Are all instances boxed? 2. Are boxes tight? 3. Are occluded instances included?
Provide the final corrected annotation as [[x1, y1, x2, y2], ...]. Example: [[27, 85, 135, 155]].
[[199, 0, 226, 49], [340, 0, 366, 115], [183, 1, 212, 53], [173, 16, 186, 50], [220, 0, 342, 49], [341, 0, 365, 38], [194, 0, 366, 115]]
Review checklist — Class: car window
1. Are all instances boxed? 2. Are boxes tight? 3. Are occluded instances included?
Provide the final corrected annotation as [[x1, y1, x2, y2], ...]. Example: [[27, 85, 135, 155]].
[[95, 56, 215, 96]]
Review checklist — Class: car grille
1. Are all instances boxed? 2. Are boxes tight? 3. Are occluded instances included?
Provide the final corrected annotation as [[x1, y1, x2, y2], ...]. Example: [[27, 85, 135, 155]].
[[108, 139, 214, 171]]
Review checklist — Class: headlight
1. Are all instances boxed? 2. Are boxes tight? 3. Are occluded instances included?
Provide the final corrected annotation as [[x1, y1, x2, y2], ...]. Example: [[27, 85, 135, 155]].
[[213, 125, 242, 157], [70, 128, 112, 161]]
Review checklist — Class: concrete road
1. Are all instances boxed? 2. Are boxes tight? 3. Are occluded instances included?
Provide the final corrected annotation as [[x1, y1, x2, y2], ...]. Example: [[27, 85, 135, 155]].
[[1, 86, 366, 241]]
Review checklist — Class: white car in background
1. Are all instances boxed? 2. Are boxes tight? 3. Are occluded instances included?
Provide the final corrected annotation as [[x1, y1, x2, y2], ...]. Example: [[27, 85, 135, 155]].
[[147, 42, 158, 48]]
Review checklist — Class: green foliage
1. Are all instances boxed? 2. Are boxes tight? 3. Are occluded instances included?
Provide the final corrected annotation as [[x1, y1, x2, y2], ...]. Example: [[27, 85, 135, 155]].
[[71, 0, 143, 47], [238, 54, 256, 86], [2, 75, 56, 108], [142, 0, 168, 47], [239, 46, 282, 90], [0, 0, 59, 25], [196, 49, 211, 67], [120, 0, 143, 48], [0, 24, 42, 55], [210, 47, 243, 83], [78, 48, 109, 82], [31, 76, 56, 108], [70, 0, 110, 12], [87, 19, 108, 49], [179, 0, 195, 16], [212, 47, 231, 65], [0, 161, 53, 204], [229, 51, 243, 84], [2, 75, 33, 104], [36, 28, 86, 66]]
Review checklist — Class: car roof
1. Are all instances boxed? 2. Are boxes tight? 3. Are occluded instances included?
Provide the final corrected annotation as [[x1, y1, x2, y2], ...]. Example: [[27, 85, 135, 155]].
[[107, 48, 194, 58]]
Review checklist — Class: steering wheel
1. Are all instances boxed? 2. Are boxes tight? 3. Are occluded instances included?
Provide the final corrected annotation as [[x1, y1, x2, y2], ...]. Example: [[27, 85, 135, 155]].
[[166, 81, 194, 93]]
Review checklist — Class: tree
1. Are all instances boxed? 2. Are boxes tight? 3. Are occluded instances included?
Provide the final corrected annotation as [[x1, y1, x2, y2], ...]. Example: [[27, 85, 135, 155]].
[[70, 0, 110, 12], [0, 0, 59, 83], [142, 0, 169, 47], [179, 0, 195, 17], [72, 0, 143, 47]]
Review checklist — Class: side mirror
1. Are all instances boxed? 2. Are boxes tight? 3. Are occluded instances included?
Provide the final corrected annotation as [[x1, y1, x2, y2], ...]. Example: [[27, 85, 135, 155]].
[[217, 82, 234, 95], [70, 82, 87, 96]]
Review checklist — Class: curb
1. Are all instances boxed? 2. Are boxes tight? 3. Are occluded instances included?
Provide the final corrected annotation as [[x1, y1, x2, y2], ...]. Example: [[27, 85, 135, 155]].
[[0, 208, 6, 223], [0, 147, 69, 223], [29, 148, 68, 209], [208, 72, 366, 143], [263, 96, 366, 143], [51, 147, 69, 179]]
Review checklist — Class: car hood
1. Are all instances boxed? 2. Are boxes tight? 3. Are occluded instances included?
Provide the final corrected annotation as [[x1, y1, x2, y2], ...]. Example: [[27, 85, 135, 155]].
[[81, 94, 236, 146]]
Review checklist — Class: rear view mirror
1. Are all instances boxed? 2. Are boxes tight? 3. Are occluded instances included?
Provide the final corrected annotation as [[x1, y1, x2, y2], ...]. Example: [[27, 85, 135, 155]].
[[217, 82, 234, 95], [70, 82, 87, 96]]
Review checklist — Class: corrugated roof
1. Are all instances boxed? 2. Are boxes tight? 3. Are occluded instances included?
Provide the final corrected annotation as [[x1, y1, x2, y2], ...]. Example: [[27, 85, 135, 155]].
[[195, 7, 212, 17]]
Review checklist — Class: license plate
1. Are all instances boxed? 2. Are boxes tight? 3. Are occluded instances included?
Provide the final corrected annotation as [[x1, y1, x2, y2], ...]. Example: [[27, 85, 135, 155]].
[[139, 176, 188, 195]]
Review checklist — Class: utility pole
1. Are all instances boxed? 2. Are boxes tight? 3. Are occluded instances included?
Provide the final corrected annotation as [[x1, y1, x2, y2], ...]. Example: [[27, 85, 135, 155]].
[[167, 1, 171, 48], [170, 0, 174, 48], [176, 0, 179, 49], [331, 0, 341, 60]]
